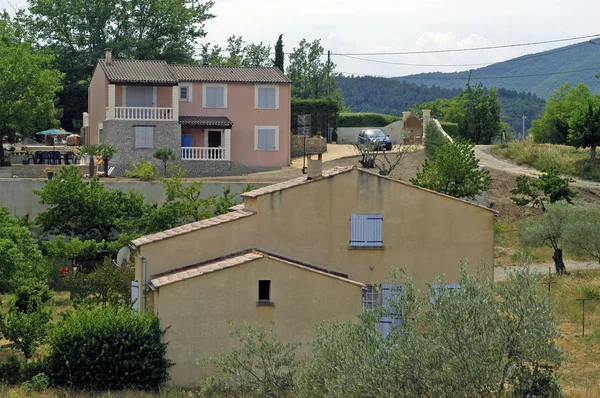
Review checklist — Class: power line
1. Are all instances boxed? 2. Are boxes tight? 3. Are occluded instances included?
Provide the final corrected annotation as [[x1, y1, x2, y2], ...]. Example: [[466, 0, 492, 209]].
[[332, 33, 600, 56], [335, 53, 492, 67]]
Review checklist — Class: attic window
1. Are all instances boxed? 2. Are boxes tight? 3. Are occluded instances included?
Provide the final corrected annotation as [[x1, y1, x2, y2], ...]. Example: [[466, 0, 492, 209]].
[[257, 280, 272, 305]]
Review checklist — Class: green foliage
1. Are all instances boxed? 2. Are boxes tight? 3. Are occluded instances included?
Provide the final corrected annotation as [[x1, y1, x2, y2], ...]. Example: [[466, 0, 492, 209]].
[[291, 97, 340, 138], [78, 144, 101, 177], [0, 19, 63, 163], [63, 259, 135, 308], [338, 112, 401, 128], [47, 305, 172, 390], [423, 120, 449, 159], [24, 0, 215, 131], [274, 34, 284, 72], [125, 157, 158, 180], [0, 207, 45, 293], [207, 321, 300, 398], [439, 121, 459, 137], [567, 93, 600, 160], [98, 143, 116, 175], [512, 364, 563, 398], [0, 356, 23, 385], [562, 206, 600, 264], [1, 280, 53, 359], [454, 81, 503, 144], [161, 165, 215, 222], [510, 167, 576, 211], [531, 83, 591, 144], [299, 266, 562, 397], [213, 185, 237, 216], [411, 139, 491, 199], [201, 35, 271, 67], [21, 372, 49, 393], [153, 147, 177, 175]]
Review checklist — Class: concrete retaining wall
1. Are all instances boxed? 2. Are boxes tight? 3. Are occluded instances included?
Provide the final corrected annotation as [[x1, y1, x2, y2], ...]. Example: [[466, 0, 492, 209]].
[[11, 165, 88, 178], [0, 180, 268, 218], [290, 136, 327, 158]]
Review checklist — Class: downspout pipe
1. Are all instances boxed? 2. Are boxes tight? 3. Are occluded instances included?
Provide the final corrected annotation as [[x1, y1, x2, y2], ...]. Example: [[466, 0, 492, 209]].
[[128, 243, 146, 313]]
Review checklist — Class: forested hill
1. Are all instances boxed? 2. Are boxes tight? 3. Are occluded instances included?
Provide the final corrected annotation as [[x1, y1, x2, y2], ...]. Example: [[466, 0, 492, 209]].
[[397, 41, 600, 99], [337, 75, 546, 133]]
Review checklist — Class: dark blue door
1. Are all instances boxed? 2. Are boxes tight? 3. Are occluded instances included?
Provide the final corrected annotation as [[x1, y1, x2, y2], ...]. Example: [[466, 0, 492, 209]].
[[182, 134, 191, 147]]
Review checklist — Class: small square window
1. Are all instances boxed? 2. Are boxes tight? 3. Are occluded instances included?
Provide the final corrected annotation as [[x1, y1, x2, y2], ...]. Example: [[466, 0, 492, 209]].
[[350, 214, 383, 248], [258, 280, 271, 302]]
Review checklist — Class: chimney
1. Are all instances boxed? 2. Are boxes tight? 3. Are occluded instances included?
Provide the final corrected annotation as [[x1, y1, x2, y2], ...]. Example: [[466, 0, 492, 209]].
[[306, 153, 323, 180], [105, 48, 112, 64]]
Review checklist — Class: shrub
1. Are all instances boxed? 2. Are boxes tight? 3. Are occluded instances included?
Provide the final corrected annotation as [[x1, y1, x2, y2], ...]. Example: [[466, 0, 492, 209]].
[[153, 148, 177, 175], [423, 120, 449, 159], [338, 112, 401, 128], [21, 373, 49, 393], [512, 364, 563, 398], [125, 157, 158, 180], [439, 121, 459, 137], [47, 305, 172, 390], [0, 356, 23, 385]]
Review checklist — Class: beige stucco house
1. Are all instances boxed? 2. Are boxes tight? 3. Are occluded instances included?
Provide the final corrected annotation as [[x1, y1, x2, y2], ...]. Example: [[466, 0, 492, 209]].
[[84, 50, 291, 177], [131, 160, 496, 386]]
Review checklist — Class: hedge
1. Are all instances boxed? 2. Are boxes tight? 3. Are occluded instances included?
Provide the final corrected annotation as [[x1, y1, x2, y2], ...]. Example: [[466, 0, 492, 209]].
[[339, 112, 402, 128], [439, 121, 459, 138], [291, 98, 341, 141]]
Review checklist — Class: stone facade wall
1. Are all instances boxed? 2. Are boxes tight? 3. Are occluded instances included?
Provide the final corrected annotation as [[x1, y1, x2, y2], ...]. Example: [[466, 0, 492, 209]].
[[11, 165, 87, 178], [180, 160, 278, 178], [103, 120, 181, 177], [291, 135, 327, 158]]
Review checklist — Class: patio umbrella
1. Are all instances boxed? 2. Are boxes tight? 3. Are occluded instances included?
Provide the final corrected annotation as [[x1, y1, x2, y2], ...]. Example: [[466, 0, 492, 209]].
[[35, 128, 73, 136]]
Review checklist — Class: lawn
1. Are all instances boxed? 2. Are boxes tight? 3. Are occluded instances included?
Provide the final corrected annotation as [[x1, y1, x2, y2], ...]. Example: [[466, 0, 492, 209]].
[[490, 140, 600, 182]]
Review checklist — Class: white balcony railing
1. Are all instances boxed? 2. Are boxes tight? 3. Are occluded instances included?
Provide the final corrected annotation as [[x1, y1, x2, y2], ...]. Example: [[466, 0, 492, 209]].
[[107, 107, 174, 121], [181, 147, 226, 161]]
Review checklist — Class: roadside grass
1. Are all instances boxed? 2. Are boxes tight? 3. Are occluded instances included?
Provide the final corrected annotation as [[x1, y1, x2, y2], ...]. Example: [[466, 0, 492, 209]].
[[490, 141, 600, 181]]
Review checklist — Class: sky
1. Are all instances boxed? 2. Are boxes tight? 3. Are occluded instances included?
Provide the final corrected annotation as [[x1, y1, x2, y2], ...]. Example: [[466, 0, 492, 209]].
[[2, 0, 600, 77]]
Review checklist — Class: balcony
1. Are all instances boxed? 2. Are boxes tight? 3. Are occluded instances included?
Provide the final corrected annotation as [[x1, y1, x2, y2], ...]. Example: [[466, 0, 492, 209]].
[[181, 147, 227, 161], [105, 106, 174, 121]]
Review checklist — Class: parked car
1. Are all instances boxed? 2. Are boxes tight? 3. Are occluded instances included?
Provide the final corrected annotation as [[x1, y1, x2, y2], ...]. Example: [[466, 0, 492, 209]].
[[358, 129, 392, 150]]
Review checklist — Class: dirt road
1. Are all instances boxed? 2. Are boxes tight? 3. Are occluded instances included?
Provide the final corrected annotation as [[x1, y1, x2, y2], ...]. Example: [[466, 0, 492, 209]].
[[475, 145, 600, 190], [494, 260, 600, 281]]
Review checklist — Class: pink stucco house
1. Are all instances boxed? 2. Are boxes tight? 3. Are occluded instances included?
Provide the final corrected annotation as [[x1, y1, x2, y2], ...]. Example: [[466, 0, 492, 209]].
[[83, 50, 291, 176]]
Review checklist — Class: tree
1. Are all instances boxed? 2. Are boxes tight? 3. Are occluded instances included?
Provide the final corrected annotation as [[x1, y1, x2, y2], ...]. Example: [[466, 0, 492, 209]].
[[423, 120, 450, 159], [299, 266, 562, 397], [353, 138, 416, 176], [0, 16, 63, 166], [201, 35, 271, 67], [24, 0, 215, 130], [530, 83, 591, 144], [511, 168, 576, 211], [153, 147, 177, 175], [98, 144, 116, 176], [274, 34, 284, 72], [567, 94, 600, 161], [161, 166, 216, 222], [287, 38, 341, 101], [563, 206, 600, 264], [0, 207, 45, 293], [78, 144, 100, 177], [410, 139, 491, 200]]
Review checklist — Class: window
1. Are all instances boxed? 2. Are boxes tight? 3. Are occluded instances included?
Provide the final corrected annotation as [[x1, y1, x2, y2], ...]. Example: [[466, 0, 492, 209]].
[[203, 84, 226, 108], [362, 285, 380, 310], [254, 126, 279, 151], [258, 280, 271, 303], [135, 126, 154, 149], [430, 284, 461, 304], [179, 83, 192, 101], [350, 214, 383, 248], [255, 85, 279, 109]]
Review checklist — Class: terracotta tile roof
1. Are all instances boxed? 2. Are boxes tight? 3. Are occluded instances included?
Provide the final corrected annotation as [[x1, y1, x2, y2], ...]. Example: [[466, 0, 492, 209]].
[[99, 59, 177, 84], [170, 64, 291, 84], [149, 249, 365, 289], [131, 208, 255, 247], [179, 116, 233, 127], [241, 166, 355, 198]]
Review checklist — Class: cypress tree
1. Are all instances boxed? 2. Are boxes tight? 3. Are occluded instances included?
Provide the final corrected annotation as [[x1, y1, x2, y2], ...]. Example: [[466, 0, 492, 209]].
[[274, 34, 284, 72]]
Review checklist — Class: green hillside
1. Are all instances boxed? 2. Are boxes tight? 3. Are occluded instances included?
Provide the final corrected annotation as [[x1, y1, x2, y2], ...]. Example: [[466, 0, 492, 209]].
[[397, 41, 600, 98], [337, 76, 546, 133]]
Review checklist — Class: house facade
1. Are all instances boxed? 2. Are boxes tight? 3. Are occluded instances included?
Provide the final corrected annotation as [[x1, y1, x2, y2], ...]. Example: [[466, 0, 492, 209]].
[[84, 50, 291, 177], [131, 161, 496, 386]]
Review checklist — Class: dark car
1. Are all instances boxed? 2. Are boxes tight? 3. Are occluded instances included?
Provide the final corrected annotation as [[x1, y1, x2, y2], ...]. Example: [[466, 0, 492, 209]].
[[358, 129, 392, 150]]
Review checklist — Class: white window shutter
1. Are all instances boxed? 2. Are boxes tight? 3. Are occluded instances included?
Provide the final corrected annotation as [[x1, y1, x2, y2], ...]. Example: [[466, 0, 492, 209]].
[[135, 128, 144, 148], [145, 127, 154, 148], [350, 214, 383, 247]]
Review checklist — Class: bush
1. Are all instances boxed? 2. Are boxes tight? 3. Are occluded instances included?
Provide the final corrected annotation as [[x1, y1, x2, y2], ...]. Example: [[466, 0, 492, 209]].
[[338, 112, 401, 128], [21, 373, 49, 393], [512, 364, 563, 398], [47, 305, 172, 390], [423, 121, 449, 159], [439, 121, 459, 137], [125, 157, 158, 180], [0, 356, 23, 385]]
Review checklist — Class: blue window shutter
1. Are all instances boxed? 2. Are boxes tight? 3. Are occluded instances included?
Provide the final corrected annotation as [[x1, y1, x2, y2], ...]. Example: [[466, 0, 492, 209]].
[[131, 281, 139, 311], [431, 284, 461, 304], [350, 214, 383, 247], [378, 284, 402, 337]]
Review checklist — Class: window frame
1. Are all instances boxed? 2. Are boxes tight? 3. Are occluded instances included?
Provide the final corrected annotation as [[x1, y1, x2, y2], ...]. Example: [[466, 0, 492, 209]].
[[362, 285, 380, 310], [179, 83, 193, 102], [349, 213, 383, 248], [254, 125, 279, 151], [202, 83, 227, 109], [134, 126, 154, 149], [257, 280, 273, 306], [254, 84, 279, 110]]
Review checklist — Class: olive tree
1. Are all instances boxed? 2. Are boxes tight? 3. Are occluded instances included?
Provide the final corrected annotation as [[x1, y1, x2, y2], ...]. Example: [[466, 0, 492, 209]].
[[353, 133, 416, 176], [511, 167, 576, 212], [563, 206, 600, 263]]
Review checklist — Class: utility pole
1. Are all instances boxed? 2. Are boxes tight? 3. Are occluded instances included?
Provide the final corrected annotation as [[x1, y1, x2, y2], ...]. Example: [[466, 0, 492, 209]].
[[326, 50, 331, 97], [522, 115, 527, 140]]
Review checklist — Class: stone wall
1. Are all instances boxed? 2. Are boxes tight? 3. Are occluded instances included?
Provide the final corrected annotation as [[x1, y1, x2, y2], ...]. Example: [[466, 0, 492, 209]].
[[290, 135, 327, 158], [11, 165, 87, 179], [103, 120, 181, 177], [180, 160, 278, 178]]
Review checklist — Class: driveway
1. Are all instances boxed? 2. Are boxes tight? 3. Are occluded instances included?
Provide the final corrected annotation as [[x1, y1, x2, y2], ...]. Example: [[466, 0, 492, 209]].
[[495, 260, 600, 281], [291, 144, 357, 168], [475, 145, 600, 190]]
